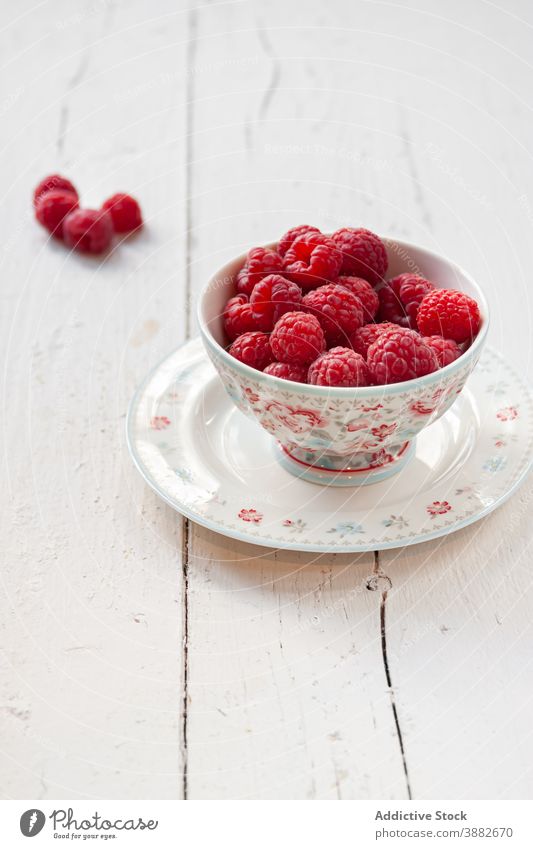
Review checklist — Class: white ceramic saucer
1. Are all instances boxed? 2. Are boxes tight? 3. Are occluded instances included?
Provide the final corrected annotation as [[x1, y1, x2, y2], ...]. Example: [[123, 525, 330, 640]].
[[127, 339, 533, 552]]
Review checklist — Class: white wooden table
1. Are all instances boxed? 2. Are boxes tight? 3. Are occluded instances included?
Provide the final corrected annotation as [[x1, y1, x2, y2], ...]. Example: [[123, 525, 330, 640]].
[[1, 0, 533, 800]]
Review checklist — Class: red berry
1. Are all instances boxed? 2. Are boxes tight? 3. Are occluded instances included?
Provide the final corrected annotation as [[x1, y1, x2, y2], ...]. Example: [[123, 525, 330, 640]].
[[249, 274, 302, 331], [228, 331, 274, 371], [337, 275, 379, 321], [263, 362, 308, 383], [35, 190, 79, 238], [270, 311, 326, 366], [278, 224, 321, 256], [223, 294, 258, 341], [235, 267, 256, 296], [246, 246, 283, 277], [423, 335, 463, 367], [378, 273, 435, 328], [102, 193, 142, 233], [283, 232, 342, 290], [33, 174, 78, 208], [302, 283, 364, 346], [331, 227, 388, 284], [417, 289, 481, 343], [308, 347, 370, 387], [349, 322, 397, 358], [367, 328, 439, 385], [63, 208, 113, 254]]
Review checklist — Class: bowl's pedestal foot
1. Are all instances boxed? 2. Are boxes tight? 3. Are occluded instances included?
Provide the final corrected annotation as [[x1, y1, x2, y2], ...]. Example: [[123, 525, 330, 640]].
[[274, 439, 415, 486]]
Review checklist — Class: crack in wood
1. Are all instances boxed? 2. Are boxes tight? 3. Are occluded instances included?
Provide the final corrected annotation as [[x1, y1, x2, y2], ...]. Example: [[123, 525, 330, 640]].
[[374, 552, 413, 800], [180, 8, 198, 801]]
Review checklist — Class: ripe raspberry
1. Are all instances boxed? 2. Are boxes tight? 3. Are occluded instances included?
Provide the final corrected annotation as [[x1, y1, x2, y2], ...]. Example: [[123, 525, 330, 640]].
[[33, 174, 78, 207], [337, 275, 379, 321], [35, 190, 79, 238], [367, 328, 439, 385], [270, 311, 326, 366], [235, 267, 255, 296], [283, 232, 342, 290], [332, 227, 388, 284], [102, 193, 143, 232], [302, 283, 364, 346], [223, 294, 258, 341], [263, 362, 308, 383], [63, 208, 113, 254], [423, 335, 462, 368], [228, 331, 274, 371], [378, 273, 435, 329], [249, 274, 302, 331], [308, 347, 370, 387], [417, 289, 481, 343], [246, 246, 283, 277], [278, 224, 321, 256], [349, 322, 397, 358]]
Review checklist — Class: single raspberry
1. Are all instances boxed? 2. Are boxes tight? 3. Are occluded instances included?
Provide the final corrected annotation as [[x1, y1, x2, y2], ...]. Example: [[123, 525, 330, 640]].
[[228, 331, 274, 371], [246, 246, 283, 277], [63, 208, 113, 253], [278, 224, 321, 256], [349, 322, 397, 358], [35, 190, 79, 238], [33, 174, 78, 207], [308, 347, 370, 387], [270, 311, 326, 366], [283, 232, 342, 290], [235, 267, 256, 296], [223, 294, 258, 341], [250, 274, 302, 331], [263, 362, 308, 383], [102, 193, 143, 232], [423, 335, 462, 367], [367, 328, 439, 385], [337, 275, 379, 321], [417, 289, 481, 343], [302, 283, 364, 346], [378, 273, 435, 328], [331, 227, 388, 284]]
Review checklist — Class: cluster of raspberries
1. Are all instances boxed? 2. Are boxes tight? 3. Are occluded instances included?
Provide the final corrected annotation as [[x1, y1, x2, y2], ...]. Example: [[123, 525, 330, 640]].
[[224, 225, 482, 387], [33, 173, 143, 254]]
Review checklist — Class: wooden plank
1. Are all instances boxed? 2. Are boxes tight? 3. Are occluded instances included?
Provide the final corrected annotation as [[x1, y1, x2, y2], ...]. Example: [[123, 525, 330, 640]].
[[0, 0, 189, 798]]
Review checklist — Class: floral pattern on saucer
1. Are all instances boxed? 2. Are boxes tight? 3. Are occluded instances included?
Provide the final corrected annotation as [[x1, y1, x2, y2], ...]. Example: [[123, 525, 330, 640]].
[[127, 340, 533, 553]]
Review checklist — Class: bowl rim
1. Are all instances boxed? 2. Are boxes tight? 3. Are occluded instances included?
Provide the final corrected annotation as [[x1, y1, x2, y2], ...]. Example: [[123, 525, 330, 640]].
[[197, 236, 490, 398]]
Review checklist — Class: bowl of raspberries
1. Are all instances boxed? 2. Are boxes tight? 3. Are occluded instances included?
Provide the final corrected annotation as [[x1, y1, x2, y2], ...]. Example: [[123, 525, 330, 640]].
[[198, 226, 488, 485]]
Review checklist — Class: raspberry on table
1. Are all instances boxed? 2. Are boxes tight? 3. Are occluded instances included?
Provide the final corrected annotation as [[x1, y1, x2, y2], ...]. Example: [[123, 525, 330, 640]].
[[270, 311, 326, 366], [228, 331, 274, 371], [331, 227, 388, 284], [302, 283, 364, 346], [423, 335, 462, 367], [349, 322, 397, 358], [35, 189, 79, 238], [278, 224, 321, 256], [367, 327, 439, 384], [223, 294, 259, 341], [33, 174, 78, 208], [283, 232, 342, 290], [63, 208, 113, 254], [250, 274, 302, 331], [417, 289, 481, 343], [308, 347, 371, 387], [378, 273, 435, 328], [263, 362, 308, 383], [337, 275, 379, 321], [102, 193, 143, 233]]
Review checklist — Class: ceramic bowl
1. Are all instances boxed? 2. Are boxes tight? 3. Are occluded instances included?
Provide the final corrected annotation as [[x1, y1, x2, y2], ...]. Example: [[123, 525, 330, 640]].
[[197, 237, 489, 485]]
